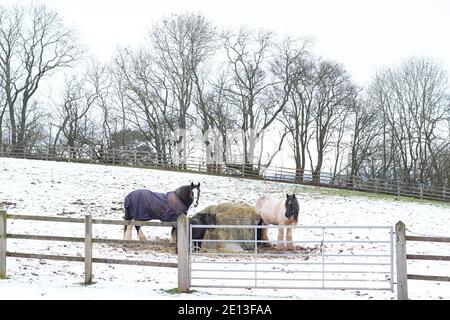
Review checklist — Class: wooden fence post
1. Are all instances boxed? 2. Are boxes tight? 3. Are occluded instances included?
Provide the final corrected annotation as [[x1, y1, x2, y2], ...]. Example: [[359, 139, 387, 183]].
[[84, 215, 93, 285], [396, 221, 408, 300], [177, 215, 190, 293], [443, 186, 446, 200], [0, 211, 6, 279]]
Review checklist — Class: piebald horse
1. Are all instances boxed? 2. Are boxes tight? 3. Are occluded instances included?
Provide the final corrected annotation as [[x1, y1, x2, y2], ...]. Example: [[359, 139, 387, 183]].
[[255, 194, 299, 250], [123, 182, 200, 241]]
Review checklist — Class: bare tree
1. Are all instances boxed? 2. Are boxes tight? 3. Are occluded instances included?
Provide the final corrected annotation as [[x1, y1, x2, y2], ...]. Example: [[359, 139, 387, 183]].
[[307, 60, 355, 184], [87, 60, 113, 150], [193, 74, 226, 170], [435, 146, 450, 188], [0, 4, 82, 151], [0, 6, 23, 148], [21, 100, 47, 149], [222, 30, 306, 174], [109, 48, 138, 150], [281, 55, 316, 182], [255, 37, 309, 173], [113, 47, 174, 160], [110, 63, 129, 149], [186, 16, 219, 169], [207, 72, 242, 166], [51, 72, 101, 158], [150, 13, 216, 167], [222, 28, 273, 171], [331, 108, 349, 181], [0, 76, 6, 143], [368, 57, 450, 186], [365, 74, 396, 180], [346, 96, 380, 181]]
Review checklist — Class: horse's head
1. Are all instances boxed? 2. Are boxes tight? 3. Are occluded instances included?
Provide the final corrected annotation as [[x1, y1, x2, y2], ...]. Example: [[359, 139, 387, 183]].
[[285, 194, 299, 221], [175, 182, 201, 209], [194, 212, 216, 225]]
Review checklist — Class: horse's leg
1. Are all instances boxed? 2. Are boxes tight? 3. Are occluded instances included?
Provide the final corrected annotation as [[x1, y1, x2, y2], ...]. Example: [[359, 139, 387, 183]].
[[124, 224, 132, 240], [286, 226, 294, 251], [276, 227, 285, 250], [135, 225, 147, 241], [123, 206, 132, 240], [197, 229, 206, 251], [170, 227, 177, 243]]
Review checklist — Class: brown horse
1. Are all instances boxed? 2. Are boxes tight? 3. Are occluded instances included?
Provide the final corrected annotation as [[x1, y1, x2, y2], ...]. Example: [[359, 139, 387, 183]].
[[123, 182, 200, 240]]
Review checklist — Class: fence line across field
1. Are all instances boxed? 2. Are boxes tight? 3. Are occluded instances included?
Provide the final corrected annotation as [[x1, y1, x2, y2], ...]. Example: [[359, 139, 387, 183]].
[[191, 224, 393, 229], [1, 144, 449, 203], [0, 212, 178, 286], [6, 214, 175, 227], [4, 212, 449, 298], [396, 221, 450, 300], [1, 211, 395, 294]]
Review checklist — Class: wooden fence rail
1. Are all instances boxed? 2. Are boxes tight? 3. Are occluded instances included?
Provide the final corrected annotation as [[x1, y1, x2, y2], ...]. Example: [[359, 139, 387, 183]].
[[406, 236, 450, 243], [396, 221, 450, 300], [0, 211, 187, 290], [1, 145, 449, 203], [6, 214, 175, 227]]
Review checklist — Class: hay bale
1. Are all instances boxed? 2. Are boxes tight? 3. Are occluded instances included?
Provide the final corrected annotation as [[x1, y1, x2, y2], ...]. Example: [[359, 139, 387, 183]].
[[200, 202, 260, 251]]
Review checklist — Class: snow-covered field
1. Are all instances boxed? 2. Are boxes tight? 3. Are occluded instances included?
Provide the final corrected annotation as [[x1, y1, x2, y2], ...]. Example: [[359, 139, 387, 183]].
[[1, 158, 450, 300]]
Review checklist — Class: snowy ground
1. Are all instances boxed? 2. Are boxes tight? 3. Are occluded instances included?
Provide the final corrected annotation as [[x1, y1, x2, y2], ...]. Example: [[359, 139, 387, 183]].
[[0, 158, 450, 300]]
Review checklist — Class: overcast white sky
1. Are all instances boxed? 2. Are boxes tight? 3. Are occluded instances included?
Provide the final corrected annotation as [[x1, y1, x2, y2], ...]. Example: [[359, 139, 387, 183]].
[[2, 0, 450, 85]]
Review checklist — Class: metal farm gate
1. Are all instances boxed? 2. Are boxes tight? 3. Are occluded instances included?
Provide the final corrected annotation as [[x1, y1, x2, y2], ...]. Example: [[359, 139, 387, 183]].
[[188, 225, 394, 291]]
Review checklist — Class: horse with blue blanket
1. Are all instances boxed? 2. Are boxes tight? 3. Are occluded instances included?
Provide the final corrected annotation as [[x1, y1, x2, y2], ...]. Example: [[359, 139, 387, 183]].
[[123, 182, 201, 240]]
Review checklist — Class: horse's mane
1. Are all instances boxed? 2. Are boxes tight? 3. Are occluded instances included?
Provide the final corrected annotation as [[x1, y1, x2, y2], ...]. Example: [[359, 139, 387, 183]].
[[174, 185, 194, 208]]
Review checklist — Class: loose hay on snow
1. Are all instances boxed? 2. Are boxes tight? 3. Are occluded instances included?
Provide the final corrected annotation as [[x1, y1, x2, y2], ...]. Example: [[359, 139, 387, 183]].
[[110, 238, 176, 254]]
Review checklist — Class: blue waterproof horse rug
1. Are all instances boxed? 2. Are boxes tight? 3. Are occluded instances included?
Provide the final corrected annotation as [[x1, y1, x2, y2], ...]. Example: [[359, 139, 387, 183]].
[[124, 189, 188, 222]]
